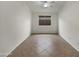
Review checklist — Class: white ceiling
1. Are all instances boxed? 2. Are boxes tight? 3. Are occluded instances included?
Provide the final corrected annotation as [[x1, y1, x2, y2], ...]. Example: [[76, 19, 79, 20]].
[[26, 1, 65, 13]]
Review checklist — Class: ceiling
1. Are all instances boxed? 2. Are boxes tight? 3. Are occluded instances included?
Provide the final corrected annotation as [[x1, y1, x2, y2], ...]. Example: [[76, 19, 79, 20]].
[[26, 1, 66, 13]]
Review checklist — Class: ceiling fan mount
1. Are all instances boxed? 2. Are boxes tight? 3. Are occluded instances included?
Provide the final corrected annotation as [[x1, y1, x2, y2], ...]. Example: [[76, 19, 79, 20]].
[[40, 1, 56, 8]]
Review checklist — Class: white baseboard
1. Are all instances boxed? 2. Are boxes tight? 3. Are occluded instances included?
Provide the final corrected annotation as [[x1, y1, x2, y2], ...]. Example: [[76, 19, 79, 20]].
[[0, 34, 31, 57], [7, 34, 31, 57], [59, 33, 79, 52]]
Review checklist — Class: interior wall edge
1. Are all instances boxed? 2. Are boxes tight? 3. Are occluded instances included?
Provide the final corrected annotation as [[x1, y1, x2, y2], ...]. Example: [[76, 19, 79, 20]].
[[6, 33, 31, 57], [59, 33, 79, 52]]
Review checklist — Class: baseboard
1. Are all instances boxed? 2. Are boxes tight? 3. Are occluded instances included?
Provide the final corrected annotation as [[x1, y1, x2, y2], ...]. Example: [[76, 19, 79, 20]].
[[5, 34, 31, 57], [59, 33, 79, 52], [31, 33, 58, 35]]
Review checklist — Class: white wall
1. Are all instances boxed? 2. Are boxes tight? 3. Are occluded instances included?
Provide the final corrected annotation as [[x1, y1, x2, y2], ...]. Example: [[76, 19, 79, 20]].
[[59, 2, 79, 51], [0, 2, 31, 56], [31, 12, 58, 33]]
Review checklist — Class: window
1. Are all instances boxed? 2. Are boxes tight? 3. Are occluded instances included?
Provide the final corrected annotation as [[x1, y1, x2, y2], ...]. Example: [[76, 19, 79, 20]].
[[39, 16, 51, 25]]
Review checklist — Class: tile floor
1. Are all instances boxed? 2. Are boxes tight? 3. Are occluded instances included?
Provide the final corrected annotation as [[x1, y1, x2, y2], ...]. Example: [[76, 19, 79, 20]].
[[8, 34, 79, 57]]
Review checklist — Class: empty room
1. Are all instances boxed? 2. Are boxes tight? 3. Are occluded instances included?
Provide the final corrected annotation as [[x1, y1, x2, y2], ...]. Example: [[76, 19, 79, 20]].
[[0, 1, 79, 57]]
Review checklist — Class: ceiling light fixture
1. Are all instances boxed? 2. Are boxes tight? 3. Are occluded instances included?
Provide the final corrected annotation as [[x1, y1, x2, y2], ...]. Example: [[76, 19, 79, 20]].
[[41, 1, 55, 8], [44, 3, 48, 7]]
